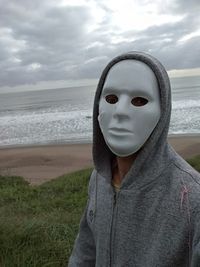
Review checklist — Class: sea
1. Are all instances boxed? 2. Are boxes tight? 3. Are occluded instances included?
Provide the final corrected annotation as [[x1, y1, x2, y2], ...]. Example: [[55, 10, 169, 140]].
[[0, 76, 200, 148]]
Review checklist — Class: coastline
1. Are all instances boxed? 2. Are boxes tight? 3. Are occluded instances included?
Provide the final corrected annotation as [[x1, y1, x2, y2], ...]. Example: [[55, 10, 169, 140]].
[[0, 133, 199, 185]]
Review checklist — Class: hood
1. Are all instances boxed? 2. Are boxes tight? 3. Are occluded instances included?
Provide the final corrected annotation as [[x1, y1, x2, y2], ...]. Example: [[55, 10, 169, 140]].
[[92, 51, 174, 189]]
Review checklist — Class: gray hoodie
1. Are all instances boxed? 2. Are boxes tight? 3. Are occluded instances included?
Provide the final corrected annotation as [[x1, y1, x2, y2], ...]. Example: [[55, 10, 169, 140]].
[[68, 52, 200, 267]]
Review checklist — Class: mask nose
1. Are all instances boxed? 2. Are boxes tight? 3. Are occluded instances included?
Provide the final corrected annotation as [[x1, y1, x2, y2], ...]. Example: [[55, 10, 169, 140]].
[[113, 95, 130, 119]]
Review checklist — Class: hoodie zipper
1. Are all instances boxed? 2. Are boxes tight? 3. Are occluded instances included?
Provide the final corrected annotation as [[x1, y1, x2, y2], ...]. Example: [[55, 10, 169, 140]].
[[110, 190, 118, 267]]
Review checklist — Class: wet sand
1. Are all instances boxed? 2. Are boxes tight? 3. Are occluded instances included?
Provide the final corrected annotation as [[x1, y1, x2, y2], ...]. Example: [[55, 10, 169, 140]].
[[0, 134, 199, 185]]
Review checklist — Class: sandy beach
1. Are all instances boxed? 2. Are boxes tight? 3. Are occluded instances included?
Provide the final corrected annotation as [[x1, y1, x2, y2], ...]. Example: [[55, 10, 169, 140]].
[[0, 134, 199, 185]]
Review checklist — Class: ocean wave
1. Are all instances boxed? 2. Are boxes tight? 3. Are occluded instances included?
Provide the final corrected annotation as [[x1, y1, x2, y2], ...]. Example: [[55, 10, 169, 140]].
[[172, 99, 200, 109]]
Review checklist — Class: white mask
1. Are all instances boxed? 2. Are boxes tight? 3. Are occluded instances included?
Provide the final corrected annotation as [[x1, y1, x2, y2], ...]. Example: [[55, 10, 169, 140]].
[[98, 60, 161, 157]]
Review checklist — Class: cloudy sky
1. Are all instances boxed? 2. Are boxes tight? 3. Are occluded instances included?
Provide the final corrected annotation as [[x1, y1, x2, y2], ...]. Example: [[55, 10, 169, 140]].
[[0, 0, 200, 92]]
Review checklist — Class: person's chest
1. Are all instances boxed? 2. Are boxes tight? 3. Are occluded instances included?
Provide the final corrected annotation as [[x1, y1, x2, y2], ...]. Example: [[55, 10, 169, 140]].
[[87, 174, 190, 267]]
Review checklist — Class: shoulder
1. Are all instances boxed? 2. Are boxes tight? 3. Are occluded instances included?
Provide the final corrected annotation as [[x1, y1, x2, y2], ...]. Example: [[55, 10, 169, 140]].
[[170, 152, 200, 214], [171, 152, 200, 188], [167, 145, 200, 187]]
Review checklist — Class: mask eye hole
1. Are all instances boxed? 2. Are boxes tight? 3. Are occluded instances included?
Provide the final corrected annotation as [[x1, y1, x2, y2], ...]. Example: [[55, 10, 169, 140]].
[[105, 94, 118, 104], [131, 97, 148, 106]]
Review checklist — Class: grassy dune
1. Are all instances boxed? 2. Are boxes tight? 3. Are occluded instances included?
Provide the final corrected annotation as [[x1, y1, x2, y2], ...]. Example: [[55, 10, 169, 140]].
[[0, 168, 92, 267], [187, 155, 200, 172], [0, 155, 200, 267]]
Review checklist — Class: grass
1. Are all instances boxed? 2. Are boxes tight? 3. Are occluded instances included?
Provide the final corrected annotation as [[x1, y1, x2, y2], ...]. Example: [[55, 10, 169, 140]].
[[0, 168, 92, 267], [187, 155, 200, 172], [0, 155, 199, 267]]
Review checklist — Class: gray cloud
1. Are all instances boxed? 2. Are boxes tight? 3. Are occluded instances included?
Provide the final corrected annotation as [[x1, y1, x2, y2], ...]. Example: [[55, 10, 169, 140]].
[[0, 0, 200, 88], [0, 0, 93, 86], [172, 0, 200, 13]]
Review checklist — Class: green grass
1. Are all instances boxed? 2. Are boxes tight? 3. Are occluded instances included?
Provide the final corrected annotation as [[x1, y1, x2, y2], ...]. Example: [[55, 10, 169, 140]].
[[187, 155, 200, 172], [0, 155, 199, 267], [0, 168, 92, 267]]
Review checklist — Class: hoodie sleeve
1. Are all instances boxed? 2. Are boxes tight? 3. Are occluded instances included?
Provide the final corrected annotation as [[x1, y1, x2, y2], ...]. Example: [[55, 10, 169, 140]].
[[190, 217, 200, 266], [188, 182, 200, 267], [68, 170, 96, 267], [191, 242, 200, 266]]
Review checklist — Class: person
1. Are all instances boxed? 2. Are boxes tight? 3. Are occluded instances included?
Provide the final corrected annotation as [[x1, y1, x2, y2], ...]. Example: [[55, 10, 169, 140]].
[[68, 51, 200, 266]]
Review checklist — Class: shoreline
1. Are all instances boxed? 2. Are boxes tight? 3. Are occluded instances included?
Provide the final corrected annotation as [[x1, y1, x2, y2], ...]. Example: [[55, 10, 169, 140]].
[[0, 134, 199, 185], [0, 139, 92, 150], [0, 133, 200, 150]]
